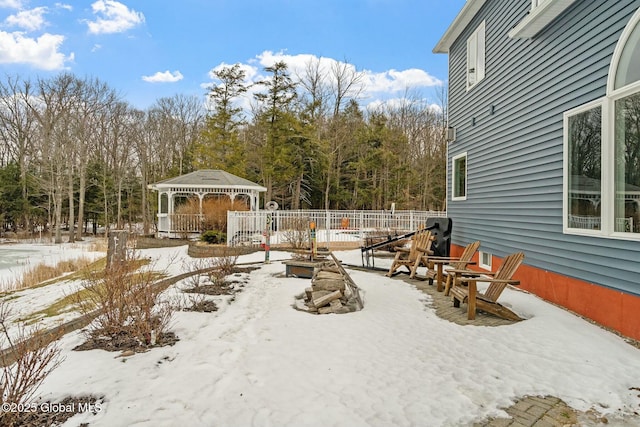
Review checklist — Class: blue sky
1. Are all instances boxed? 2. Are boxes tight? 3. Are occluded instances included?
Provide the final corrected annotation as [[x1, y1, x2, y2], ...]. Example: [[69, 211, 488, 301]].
[[0, 0, 465, 110]]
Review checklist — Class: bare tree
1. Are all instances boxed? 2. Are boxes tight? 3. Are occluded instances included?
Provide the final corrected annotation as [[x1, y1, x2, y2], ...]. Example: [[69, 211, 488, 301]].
[[153, 94, 205, 175], [297, 57, 330, 121], [28, 73, 82, 243], [0, 76, 38, 230], [71, 78, 120, 241], [329, 59, 364, 118], [321, 60, 365, 208]]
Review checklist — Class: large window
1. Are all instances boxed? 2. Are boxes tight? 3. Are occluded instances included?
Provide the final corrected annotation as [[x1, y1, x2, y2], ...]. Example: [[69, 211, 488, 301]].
[[565, 102, 602, 231], [614, 93, 640, 233], [466, 21, 485, 90], [452, 152, 467, 201], [564, 7, 640, 239], [614, 16, 640, 90]]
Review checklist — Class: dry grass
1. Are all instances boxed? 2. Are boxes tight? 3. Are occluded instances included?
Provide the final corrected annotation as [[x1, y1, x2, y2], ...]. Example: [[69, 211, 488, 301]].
[[175, 196, 249, 232], [20, 288, 96, 325], [17, 258, 155, 325], [88, 238, 109, 252], [2, 257, 97, 293]]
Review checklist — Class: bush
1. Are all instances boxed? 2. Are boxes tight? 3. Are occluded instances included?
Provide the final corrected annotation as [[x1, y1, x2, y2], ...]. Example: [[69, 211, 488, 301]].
[[201, 230, 226, 244], [0, 301, 63, 426], [73, 250, 174, 350], [281, 217, 310, 249]]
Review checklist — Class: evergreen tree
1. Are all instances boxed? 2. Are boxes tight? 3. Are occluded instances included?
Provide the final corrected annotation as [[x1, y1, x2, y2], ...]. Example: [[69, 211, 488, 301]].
[[252, 61, 300, 206], [194, 64, 248, 175]]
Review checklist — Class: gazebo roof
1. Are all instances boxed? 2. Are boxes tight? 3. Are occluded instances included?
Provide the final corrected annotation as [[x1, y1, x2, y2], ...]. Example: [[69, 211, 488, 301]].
[[148, 169, 267, 191]]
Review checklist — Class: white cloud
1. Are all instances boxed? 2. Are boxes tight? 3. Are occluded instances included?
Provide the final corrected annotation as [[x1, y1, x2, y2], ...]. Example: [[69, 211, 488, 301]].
[[5, 7, 48, 31], [142, 70, 183, 83], [0, 30, 72, 70], [55, 3, 73, 11], [366, 97, 443, 113], [86, 0, 144, 35], [0, 0, 23, 9], [204, 51, 444, 113], [248, 50, 442, 94], [364, 68, 442, 95]]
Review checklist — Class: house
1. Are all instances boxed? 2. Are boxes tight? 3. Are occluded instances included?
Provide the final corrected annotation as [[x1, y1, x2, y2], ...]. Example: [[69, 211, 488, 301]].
[[434, 0, 640, 340]]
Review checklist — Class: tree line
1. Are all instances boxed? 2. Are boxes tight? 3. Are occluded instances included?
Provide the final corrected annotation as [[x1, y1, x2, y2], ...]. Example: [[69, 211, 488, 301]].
[[0, 60, 447, 242]]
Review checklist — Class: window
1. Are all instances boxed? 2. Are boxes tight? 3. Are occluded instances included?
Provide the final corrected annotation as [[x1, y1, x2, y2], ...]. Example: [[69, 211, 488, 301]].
[[614, 13, 640, 90], [452, 152, 467, 200], [466, 21, 485, 90], [479, 251, 492, 270], [564, 102, 602, 231], [563, 7, 640, 239], [614, 93, 640, 233]]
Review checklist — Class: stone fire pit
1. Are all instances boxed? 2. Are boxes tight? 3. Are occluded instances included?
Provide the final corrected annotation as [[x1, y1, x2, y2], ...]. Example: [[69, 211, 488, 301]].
[[293, 253, 363, 315]]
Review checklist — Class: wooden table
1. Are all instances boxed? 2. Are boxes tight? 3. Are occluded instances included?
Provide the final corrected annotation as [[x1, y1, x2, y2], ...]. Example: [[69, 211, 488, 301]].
[[428, 259, 450, 292]]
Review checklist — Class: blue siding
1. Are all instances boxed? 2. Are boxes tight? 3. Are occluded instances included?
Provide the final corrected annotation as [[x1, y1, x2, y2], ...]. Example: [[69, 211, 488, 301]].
[[447, 1, 640, 295]]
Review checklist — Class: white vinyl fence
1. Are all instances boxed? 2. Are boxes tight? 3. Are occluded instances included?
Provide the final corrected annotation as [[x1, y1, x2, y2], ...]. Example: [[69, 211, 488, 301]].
[[227, 210, 447, 248]]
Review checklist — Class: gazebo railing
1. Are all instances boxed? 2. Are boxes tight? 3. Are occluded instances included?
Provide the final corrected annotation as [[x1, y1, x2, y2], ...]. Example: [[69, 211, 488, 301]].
[[171, 214, 204, 233]]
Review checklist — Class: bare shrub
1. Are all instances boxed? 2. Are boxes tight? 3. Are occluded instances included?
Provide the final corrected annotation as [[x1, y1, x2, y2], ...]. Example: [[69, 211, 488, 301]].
[[178, 252, 238, 312], [0, 301, 63, 427], [181, 245, 239, 285], [281, 217, 310, 249], [74, 251, 175, 350], [181, 258, 212, 292], [210, 246, 239, 281]]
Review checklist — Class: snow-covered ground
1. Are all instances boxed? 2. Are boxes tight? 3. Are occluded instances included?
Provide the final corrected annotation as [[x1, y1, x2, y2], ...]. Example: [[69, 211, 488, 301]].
[[1, 241, 640, 426]]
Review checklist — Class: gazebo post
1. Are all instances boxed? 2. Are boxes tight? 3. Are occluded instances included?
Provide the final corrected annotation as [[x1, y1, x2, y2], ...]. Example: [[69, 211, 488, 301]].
[[169, 191, 175, 236]]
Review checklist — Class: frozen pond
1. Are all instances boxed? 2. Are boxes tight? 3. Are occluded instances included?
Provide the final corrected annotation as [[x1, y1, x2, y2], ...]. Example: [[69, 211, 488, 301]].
[[0, 247, 38, 271], [0, 242, 105, 292]]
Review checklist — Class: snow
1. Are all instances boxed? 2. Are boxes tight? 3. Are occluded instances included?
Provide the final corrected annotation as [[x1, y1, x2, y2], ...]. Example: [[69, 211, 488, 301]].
[[1, 241, 640, 426]]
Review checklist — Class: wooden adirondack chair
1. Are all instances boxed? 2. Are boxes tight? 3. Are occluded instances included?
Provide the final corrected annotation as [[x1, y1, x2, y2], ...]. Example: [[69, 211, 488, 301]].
[[449, 251, 525, 321], [386, 230, 433, 277], [418, 240, 482, 293], [407, 233, 437, 279]]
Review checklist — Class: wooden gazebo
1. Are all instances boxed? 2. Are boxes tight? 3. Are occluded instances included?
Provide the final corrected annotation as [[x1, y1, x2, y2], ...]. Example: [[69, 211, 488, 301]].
[[148, 169, 267, 238]]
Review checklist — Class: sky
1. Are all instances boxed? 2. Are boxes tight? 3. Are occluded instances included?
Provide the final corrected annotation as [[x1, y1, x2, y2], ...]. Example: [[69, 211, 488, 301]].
[[2, 242, 640, 425], [0, 0, 466, 110]]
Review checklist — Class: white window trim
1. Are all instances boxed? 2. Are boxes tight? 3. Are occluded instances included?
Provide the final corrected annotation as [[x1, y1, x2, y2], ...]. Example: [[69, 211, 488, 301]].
[[607, 7, 640, 95], [562, 7, 640, 242], [531, 0, 544, 9], [508, 0, 578, 39], [563, 93, 640, 242], [562, 99, 605, 237], [452, 151, 468, 201], [479, 251, 492, 270], [466, 21, 485, 91]]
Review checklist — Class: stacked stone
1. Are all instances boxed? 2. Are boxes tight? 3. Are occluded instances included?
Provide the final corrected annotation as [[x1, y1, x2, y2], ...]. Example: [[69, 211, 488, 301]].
[[298, 266, 361, 314]]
